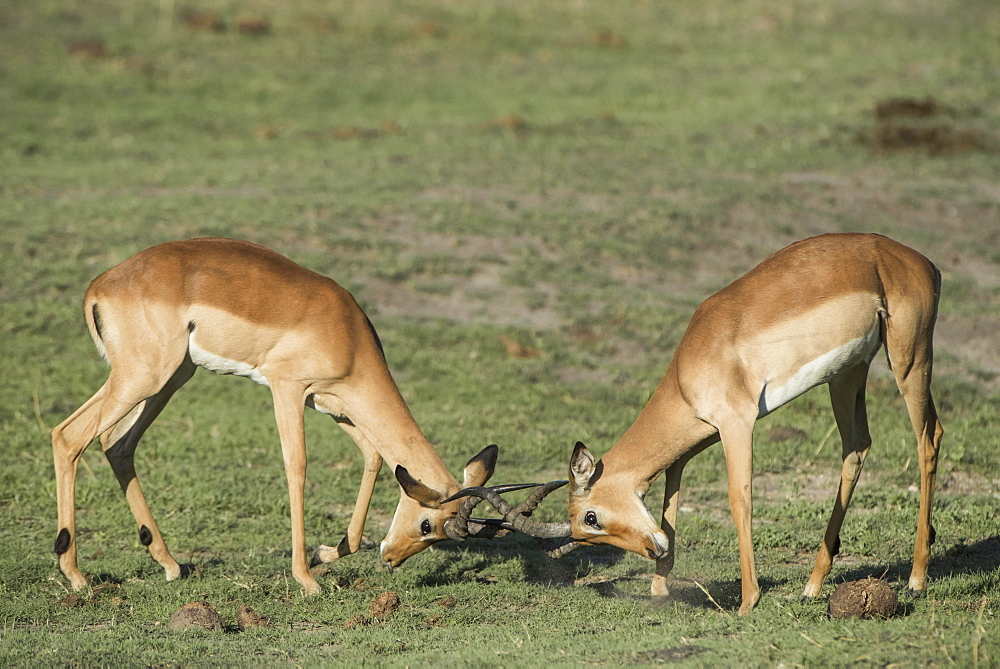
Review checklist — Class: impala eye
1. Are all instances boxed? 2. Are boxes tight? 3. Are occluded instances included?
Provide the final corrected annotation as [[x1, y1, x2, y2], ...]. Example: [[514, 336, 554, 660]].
[[420, 519, 432, 536], [584, 511, 599, 528]]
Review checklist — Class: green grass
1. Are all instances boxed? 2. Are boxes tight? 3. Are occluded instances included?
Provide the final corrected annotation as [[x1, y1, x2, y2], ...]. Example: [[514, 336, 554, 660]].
[[1, 0, 998, 665]]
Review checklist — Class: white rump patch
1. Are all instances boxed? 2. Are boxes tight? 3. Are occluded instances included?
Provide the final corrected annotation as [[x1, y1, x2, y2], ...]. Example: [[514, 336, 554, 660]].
[[188, 337, 270, 387], [758, 328, 880, 417]]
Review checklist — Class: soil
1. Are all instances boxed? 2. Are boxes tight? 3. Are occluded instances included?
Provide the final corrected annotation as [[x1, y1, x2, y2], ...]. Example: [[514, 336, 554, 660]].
[[861, 96, 994, 155], [358, 177, 1000, 389]]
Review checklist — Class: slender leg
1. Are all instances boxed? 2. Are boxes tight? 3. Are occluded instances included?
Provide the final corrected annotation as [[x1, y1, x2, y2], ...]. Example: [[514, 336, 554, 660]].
[[52, 375, 168, 591], [901, 389, 942, 594], [892, 364, 943, 595], [270, 381, 320, 594], [52, 383, 115, 591], [100, 359, 196, 582], [802, 364, 872, 598], [719, 416, 759, 615], [315, 420, 382, 562], [884, 301, 944, 595], [651, 460, 685, 597]]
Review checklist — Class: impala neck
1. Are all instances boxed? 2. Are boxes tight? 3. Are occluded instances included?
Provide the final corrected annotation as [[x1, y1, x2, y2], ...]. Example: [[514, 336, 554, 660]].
[[340, 370, 458, 492], [599, 363, 717, 491]]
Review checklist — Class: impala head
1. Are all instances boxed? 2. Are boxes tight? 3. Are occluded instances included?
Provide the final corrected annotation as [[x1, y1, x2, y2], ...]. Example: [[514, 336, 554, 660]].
[[379, 444, 500, 567], [566, 442, 669, 560]]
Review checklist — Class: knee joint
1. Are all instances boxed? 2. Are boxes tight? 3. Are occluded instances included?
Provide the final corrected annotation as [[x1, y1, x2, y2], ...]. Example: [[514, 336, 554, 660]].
[[843, 451, 865, 480]]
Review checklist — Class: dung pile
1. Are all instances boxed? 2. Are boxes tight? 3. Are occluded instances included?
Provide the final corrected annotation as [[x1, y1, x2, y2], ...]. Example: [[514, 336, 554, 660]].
[[829, 578, 898, 619]]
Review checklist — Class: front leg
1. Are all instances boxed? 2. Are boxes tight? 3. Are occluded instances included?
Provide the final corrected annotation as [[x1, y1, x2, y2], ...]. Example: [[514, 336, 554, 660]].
[[720, 418, 760, 615], [271, 381, 321, 595], [652, 461, 684, 597], [316, 421, 382, 561]]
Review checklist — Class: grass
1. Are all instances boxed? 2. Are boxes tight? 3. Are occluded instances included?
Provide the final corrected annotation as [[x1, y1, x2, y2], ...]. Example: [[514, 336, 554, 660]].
[[1, 0, 998, 665]]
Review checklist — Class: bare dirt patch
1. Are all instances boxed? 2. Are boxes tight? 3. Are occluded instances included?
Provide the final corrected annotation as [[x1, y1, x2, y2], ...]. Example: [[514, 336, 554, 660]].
[[342, 176, 998, 389], [857, 96, 995, 155]]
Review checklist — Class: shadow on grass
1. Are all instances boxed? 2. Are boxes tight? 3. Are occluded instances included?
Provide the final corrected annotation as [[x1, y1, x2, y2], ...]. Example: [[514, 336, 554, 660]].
[[586, 576, 789, 614], [523, 541, 628, 587], [409, 533, 628, 587], [88, 573, 123, 586], [835, 535, 1000, 592], [435, 533, 794, 614]]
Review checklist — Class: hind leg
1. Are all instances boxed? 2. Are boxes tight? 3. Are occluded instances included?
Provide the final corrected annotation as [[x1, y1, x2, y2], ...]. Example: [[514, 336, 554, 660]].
[[52, 375, 169, 590], [884, 303, 944, 595], [802, 364, 872, 598], [895, 368, 943, 595], [100, 359, 196, 582]]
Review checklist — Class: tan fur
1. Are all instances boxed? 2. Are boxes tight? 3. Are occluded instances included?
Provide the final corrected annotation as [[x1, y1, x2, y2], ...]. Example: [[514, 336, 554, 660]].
[[566, 233, 943, 614], [51, 238, 494, 594]]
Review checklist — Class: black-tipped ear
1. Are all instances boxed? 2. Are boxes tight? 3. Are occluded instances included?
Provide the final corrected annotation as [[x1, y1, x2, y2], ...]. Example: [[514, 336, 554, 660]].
[[569, 441, 596, 492], [463, 444, 498, 487], [395, 465, 444, 507]]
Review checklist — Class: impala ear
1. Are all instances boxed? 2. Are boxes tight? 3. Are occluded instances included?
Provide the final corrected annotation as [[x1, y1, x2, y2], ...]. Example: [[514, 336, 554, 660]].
[[395, 465, 444, 508], [569, 441, 596, 492], [462, 444, 498, 488]]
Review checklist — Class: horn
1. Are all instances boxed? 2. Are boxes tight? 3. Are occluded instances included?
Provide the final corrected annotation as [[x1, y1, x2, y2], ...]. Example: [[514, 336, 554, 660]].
[[443, 494, 487, 542], [541, 537, 581, 559], [441, 481, 545, 505], [462, 479, 571, 539], [444, 480, 572, 540], [442, 481, 543, 541]]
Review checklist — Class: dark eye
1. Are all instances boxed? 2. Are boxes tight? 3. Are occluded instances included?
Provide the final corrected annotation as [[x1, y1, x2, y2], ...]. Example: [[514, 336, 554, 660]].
[[584, 511, 599, 528], [420, 519, 432, 536]]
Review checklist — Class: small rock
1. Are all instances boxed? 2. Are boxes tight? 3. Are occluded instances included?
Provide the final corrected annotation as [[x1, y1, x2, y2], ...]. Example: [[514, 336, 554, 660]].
[[168, 601, 224, 631], [370, 591, 401, 620], [235, 605, 270, 630]]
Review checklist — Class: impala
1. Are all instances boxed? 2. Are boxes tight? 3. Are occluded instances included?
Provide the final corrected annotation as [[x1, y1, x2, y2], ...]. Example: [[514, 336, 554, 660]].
[[458, 233, 944, 615], [51, 238, 530, 594]]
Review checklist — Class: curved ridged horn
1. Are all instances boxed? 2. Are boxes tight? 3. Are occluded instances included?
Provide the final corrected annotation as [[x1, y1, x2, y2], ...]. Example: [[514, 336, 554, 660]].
[[443, 482, 542, 541], [542, 537, 581, 559], [453, 479, 571, 540], [443, 494, 487, 541], [444, 480, 571, 539]]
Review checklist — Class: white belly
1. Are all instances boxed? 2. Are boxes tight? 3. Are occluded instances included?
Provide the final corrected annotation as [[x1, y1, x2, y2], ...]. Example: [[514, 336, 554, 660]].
[[189, 337, 270, 387], [757, 328, 880, 417]]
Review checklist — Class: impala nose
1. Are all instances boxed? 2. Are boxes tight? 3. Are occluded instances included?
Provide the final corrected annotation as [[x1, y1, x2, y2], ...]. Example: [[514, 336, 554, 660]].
[[379, 541, 393, 567], [647, 531, 669, 559], [379, 541, 403, 569]]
